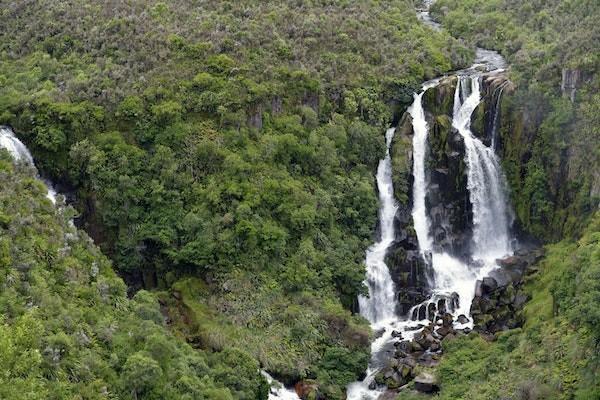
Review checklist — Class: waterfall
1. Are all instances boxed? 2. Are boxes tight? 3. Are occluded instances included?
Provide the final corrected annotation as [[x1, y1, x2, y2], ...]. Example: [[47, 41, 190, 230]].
[[347, 2, 514, 397], [0, 126, 35, 165], [452, 77, 512, 260], [0, 126, 57, 204], [261, 371, 300, 400], [348, 75, 514, 400], [491, 82, 508, 151], [408, 91, 433, 255], [358, 128, 398, 324]]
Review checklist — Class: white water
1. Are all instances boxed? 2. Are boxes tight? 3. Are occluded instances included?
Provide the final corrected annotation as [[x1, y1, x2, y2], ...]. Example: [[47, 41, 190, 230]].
[[348, 32, 513, 400], [348, 124, 436, 399], [358, 128, 399, 324], [0, 126, 56, 203], [452, 76, 512, 260], [408, 90, 434, 255], [261, 371, 300, 400]]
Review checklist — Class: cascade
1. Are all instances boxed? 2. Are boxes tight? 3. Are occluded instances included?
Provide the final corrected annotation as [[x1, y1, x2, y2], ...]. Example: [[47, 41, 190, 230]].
[[490, 81, 508, 150], [0, 126, 57, 203], [358, 127, 399, 324], [348, 34, 513, 400], [261, 371, 300, 400], [452, 76, 512, 260], [408, 89, 434, 255]]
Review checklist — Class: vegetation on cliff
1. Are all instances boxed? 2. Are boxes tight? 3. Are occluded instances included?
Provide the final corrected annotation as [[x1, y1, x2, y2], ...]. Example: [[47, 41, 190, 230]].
[[434, 212, 600, 399], [431, 0, 599, 240], [0, 0, 472, 397], [0, 151, 268, 399]]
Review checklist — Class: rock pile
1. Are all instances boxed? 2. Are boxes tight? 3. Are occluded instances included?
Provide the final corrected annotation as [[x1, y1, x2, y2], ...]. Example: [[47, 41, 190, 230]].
[[471, 248, 544, 333]]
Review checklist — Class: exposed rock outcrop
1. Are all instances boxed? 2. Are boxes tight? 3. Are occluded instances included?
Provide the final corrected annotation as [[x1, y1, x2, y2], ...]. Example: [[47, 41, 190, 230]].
[[471, 248, 544, 333]]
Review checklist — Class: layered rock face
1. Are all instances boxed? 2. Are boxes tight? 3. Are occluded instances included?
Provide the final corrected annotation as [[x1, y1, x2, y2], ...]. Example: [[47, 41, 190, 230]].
[[387, 113, 431, 315], [386, 72, 516, 318]]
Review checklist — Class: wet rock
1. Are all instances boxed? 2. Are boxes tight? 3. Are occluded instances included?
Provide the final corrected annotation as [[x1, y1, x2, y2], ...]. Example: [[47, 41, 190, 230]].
[[457, 314, 469, 324], [436, 325, 454, 337], [391, 330, 403, 339], [430, 341, 441, 352], [418, 304, 427, 320], [427, 303, 437, 321], [481, 277, 498, 294], [471, 247, 542, 333], [374, 328, 386, 339], [450, 292, 460, 311], [437, 298, 447, 314], [441, 312, 454, 327], [375, 367, 410, 390], [414, 372, 439, 393]]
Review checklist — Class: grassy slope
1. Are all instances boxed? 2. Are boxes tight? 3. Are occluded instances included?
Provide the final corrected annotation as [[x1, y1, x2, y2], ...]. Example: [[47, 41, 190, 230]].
[[433, 214, 600, 399]]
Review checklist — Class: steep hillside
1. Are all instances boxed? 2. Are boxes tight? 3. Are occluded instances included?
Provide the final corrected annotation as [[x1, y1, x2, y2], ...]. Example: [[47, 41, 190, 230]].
[[0, 1, 474, 397], [0, 150, 268, 399], [431, 0, 599, 240]]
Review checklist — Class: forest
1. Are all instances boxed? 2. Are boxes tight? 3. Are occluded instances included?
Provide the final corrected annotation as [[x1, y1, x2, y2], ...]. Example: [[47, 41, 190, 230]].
[[0, 0, 598, 399]]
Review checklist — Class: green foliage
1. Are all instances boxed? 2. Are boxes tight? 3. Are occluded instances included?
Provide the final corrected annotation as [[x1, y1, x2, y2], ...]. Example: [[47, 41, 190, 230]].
[[0, 0, 475, 394], [436, 214, 600, 399], [0, 152, 267, 399], [431, 0, 600, 240]]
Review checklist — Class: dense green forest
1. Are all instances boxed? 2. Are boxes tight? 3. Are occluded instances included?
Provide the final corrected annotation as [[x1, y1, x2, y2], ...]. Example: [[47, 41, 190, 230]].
[[0, 1, 471, 398], [0, 0, 599, 399], [0, 152, 268, 399]]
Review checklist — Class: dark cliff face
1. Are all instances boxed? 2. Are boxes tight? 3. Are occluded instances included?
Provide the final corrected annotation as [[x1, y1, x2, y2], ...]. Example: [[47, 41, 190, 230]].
[[421, 76, 472, 258], [387, 73, 517, 316], [387, 112, 431, 315]]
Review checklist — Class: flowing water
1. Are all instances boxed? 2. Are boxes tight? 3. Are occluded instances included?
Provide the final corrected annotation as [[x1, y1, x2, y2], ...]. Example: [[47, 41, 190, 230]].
[[452, 76, 512, 260], [347, 4, 513, 399], [261, 371, 301, 400], [358, 128, 401, 324], [0, 126, 57, 203]]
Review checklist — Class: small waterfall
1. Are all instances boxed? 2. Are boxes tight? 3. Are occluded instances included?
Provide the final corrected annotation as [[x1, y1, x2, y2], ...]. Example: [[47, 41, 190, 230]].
[[0, 126, 56, 204], [0, 126, 35, 165], [452, 77, 512, 260], [358, 128, 399, 324], [490, 82, 508, 151], [261, 371, 300, 400]]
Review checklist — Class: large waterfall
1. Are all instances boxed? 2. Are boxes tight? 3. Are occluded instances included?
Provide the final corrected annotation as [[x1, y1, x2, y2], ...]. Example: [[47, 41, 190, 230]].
[[408, 90, 434, 254], [348, 48, 513, 400], [452, 76, 512, 260]]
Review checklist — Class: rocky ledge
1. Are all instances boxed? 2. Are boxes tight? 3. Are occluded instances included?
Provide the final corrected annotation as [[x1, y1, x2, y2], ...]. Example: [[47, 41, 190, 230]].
[[370, 247, 543, 396]]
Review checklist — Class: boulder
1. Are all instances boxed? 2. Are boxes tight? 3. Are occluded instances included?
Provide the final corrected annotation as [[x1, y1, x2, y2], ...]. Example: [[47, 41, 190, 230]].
[[436, 325, 454, 337], [414, 372, 439, 393], [481, 277, 498, 294], [391, 330, 403, 339], [457, 314, 469, 324], [294, 380, 319, 400], [441, 312, 454, 327]]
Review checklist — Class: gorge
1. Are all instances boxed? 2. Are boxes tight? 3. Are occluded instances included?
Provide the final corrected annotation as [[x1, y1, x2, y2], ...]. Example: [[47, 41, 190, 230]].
[[0, 0, 597, 399]]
